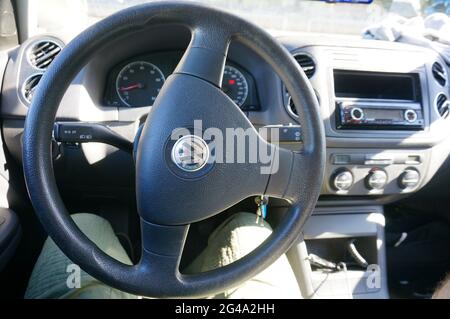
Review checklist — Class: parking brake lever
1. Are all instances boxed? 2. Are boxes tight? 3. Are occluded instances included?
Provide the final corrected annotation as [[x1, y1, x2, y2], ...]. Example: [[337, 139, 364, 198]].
[[53, 122, 133, 153]]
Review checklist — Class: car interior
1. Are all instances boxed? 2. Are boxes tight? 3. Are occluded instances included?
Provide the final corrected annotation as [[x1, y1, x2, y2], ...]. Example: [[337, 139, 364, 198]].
[[0, 0, 450, 299]]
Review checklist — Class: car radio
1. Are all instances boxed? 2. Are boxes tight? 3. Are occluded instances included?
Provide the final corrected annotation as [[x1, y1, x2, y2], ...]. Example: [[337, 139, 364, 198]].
[[333, 70, 424, 130], [336, 100, 424, 130]]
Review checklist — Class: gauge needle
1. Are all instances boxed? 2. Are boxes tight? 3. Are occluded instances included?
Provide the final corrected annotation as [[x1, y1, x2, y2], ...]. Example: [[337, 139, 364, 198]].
[[119, 83, 143, 92]]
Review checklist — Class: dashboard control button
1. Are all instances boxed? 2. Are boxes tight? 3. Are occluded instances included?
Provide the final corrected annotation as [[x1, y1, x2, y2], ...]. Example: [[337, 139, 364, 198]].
[[333, 154, 351, 165], [366, 169, 388, 190], [364, 156, 394, 165], [399, 169, 420, 189], [350, 107, 364, 121], [332, 169, 354, 191], [404, 109, 418, 123], [405, 155, 421, 165]]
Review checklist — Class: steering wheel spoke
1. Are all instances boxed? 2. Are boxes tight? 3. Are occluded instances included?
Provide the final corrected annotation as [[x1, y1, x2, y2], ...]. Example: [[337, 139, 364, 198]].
[[174, 26, 232, 87], [140, 219, 189, 258], [133, 219, 189, 291], [265, 147, 317, 204], [264, 145, 295, 201]]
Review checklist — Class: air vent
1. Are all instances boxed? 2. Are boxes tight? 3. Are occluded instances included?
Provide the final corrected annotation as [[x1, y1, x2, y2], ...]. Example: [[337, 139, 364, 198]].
[[432, 62, 447, 87], [28, 40, 62, 70], [286, 94, 298, 117], [22, 74, 43, 103], [293, 53, 316, 79], [436, 93, 449, 119], [284, 53, 317, 119], [285, 89, 320, 119]]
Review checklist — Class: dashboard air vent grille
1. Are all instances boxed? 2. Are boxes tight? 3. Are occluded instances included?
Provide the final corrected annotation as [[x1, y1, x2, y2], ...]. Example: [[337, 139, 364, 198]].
[[432, 62, 447, 87], [22, 74, 43, 103], [287, 95, 298, 117], [436, 93, 449, 119], [285, 53, 317, 119], [285, 90, 320, 119], [28, 41, 62, 70], [294, 54, 316, 79]]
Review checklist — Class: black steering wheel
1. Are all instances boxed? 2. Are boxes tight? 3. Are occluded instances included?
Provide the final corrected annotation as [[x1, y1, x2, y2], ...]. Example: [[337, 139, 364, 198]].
[[22, 2, 325, 298]]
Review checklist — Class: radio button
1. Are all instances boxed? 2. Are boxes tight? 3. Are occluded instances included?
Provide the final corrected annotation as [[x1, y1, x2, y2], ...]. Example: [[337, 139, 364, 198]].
[[404, 109, 418, 123], [332, 169, 354, 191], [366, 169, 388, 190], [350, 107, 364, 121]]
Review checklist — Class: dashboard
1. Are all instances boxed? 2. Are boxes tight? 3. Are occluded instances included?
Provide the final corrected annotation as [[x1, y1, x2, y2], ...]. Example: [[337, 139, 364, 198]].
[[1, 25, 450, 206]]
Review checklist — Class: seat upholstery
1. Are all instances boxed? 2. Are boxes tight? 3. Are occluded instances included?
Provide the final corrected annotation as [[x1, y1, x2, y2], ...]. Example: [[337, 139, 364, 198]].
[[25, 213, 136, 299], [26, 212, 301, 299], [186, 213, 302, 299]]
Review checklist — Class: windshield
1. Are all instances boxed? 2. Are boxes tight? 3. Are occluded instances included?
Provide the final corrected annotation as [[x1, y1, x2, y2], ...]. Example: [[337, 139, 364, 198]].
[[32, 0, 448, 38]]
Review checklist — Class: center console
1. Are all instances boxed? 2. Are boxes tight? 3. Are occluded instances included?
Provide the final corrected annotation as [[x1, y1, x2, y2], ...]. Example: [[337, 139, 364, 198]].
[[275, 36, 450, 299], [265, 41, 449, 199], [319, 51, 443, 197]]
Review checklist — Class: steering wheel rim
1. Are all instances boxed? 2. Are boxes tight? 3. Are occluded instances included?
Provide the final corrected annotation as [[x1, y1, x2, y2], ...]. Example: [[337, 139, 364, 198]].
[[22, 2, 325, 298]]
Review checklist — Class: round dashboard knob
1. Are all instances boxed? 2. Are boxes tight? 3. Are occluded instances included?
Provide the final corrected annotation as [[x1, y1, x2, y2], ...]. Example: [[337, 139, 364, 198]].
[[399, 169, 420, 189], [404, 109, 418, 123], [366, 169, 388, 190], [332, 169, 354, 191], [350, 107, 364, 121]]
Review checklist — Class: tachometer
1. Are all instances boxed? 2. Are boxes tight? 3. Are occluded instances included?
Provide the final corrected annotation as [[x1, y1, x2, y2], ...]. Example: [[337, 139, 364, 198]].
[[222, 65, 248, 107], [116, 61, 165, 107]]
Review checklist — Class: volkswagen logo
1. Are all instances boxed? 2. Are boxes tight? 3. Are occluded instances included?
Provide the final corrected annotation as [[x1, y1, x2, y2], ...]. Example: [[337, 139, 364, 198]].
[[171, 135, 210, 172]]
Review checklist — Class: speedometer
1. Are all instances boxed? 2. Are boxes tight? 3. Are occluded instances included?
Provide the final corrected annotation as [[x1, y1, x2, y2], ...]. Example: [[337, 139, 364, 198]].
[[116, 61, 165, 107], [222, 65, 248, 107]]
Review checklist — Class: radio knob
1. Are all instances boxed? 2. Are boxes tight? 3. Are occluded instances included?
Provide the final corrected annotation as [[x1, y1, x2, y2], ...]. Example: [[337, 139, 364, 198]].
[[404, 109, 418, 123], [332, 169, 354, 191], [399, 169, 420, 189], [366, 169, 388, 190], [350, 107, 364, 121]]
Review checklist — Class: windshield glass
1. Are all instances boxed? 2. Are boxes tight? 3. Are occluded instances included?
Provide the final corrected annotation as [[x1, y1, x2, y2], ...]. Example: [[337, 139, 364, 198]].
[[32, 0, 448, 38]]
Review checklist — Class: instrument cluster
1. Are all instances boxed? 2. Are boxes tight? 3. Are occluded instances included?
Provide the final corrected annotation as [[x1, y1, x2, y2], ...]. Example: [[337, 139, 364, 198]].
[[103, 51, 260, 111]]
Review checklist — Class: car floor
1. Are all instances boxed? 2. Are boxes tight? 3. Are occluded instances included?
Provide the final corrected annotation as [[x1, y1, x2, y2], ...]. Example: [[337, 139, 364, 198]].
[[385, 204, 450, 299]]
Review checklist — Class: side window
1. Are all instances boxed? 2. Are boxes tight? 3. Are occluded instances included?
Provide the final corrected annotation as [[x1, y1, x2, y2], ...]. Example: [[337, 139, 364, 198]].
[[0, 0, 18, 50]]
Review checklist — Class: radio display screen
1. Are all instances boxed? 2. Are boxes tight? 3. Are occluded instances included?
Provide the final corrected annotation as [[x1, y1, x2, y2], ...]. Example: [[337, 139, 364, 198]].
[[364, 108, 404, 120], [334, 70, 421, 101]]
